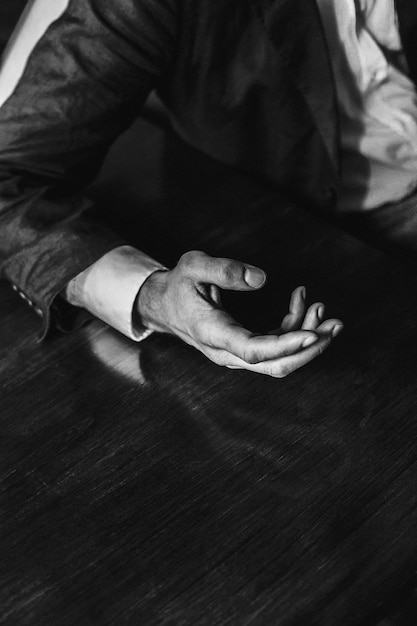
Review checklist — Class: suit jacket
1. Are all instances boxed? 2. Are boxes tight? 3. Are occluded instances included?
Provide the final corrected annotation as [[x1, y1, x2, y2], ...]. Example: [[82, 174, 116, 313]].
[[0, 0, 416, 337]]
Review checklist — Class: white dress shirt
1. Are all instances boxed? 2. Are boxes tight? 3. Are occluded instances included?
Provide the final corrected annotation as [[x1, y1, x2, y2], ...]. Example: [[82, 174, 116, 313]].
[[317, 0, 417, 211], [64, 246, 167, 341]]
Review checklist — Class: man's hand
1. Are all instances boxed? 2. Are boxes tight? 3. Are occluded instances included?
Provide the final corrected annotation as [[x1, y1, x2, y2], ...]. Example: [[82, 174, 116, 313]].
[[137, 251, 343, 378]]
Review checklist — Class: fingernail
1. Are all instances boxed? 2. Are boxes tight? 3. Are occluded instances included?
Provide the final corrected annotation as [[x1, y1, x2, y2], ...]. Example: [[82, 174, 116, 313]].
[[332, 324, 343, 338], [244, 267, 266, 288], [300, 286, 306, 300], [302, 335, 318, 348], [317, 305, 324, 321]]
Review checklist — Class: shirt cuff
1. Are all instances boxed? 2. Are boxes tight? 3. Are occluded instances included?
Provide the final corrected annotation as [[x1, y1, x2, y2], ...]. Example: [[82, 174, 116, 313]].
[[64, 245, 168, 341]]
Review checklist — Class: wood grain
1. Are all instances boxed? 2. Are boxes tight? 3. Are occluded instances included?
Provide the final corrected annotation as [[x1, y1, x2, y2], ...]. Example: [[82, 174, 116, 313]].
[[2, 117, 417, 625]]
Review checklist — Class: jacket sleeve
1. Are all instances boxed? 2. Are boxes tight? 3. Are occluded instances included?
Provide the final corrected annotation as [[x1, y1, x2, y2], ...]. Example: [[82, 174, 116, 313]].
[[0, 0, 177, 339]]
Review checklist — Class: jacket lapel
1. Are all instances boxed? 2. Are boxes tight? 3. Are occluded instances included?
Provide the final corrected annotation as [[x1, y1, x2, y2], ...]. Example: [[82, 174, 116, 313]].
[[395, 0, 417, 85], [248, 0, 339, 173]]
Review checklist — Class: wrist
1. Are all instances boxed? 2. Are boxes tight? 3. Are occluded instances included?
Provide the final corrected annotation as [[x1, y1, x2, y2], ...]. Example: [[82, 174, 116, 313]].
[[135, 269, 169, 333]]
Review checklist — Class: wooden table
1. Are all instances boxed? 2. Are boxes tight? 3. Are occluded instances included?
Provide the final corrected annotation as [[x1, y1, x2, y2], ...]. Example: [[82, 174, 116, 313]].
[[2, 118, 417, 626], [0, 0, 27, 55]]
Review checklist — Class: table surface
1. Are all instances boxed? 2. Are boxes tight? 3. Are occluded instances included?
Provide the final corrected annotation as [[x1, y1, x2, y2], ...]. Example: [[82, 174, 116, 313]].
[[0, 0, 27, 56], [2, 117, 417, 626]]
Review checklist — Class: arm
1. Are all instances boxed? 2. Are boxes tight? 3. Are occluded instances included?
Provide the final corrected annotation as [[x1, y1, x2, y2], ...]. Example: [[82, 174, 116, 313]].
[[0, 0, 177, 338], [0, 0, 342, 375]]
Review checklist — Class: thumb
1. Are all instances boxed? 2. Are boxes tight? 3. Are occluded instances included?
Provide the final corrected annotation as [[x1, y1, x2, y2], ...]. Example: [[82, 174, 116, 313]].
[[180, 251, 266, 291]]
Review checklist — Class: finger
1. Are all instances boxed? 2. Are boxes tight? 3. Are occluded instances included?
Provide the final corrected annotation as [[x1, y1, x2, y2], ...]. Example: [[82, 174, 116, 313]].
[[197, 308, 319, 364], [301, 302, 325, 331], [271, 310, 338, 337], [177, 250, 266, 291], [280, 286, 306, 332], [218, 320, 343, 376], [219, 331, 333, 377], [315, 318, 344, 338], [209, 284, 222, 307]]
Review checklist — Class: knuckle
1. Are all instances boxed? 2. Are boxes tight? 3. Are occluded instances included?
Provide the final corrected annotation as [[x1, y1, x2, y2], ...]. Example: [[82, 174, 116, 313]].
[[316, 339, 330, 355], [218, 260, 240, 284], [275, 364, 291, 378], [241, 347, 262, 365], [178, 250, 205, 271]]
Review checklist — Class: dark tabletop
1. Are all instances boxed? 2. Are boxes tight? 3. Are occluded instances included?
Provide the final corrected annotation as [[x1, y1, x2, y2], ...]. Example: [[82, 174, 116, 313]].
[[0, 0, 27, 56], [2, 117, 417, 626]]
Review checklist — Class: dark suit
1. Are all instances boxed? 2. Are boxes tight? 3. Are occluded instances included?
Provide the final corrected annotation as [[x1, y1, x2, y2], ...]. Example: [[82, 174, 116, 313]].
[[0, 0, 415, 337]]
